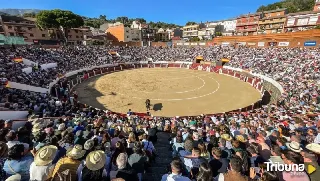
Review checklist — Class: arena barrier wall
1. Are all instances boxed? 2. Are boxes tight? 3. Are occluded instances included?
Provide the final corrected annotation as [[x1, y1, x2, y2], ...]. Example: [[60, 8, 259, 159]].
[[0, 111, 29, 120], [7, 81, 49, 93]]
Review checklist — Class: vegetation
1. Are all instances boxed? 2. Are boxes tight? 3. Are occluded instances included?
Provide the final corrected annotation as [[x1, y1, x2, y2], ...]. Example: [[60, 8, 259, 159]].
[[214, 25, 224, 37], [149, 21, 181, 29], [83, 16, 181, 29], [185, 22, 197, 26], [23, 12, 37, 18], [256, 0, 315, 13], [36, 9, 84, 43], [189, 37, 200, 42]]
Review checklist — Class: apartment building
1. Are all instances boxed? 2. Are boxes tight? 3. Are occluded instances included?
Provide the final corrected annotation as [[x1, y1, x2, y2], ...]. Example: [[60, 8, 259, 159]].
[[155, 28, 170, 42], [141, 24, 156, 46], [236, 13, 261, 36], [258, 8, 287, 34], [106, 23, 141, 42], [182, 24, 199, 39], [0, 15, 92, 45], [285, 11, 320, 32]]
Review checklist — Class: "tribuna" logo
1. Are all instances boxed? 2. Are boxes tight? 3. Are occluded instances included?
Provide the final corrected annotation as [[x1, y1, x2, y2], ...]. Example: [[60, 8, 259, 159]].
[[265, 162, 305, 172]]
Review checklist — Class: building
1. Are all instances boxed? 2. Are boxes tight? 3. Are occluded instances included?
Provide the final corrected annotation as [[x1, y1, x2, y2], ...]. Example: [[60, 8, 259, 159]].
[[220, 19, 237, 36], [182, 24, 199, 39], [0, 15, 92, 45], [206, 19, 237, 37], [236, 13, 261, 36], [172, 28, 183, 38], [258, 8, 287, 34], [106, 23, 141, 42], [198, 28, 211, 40], [285, 11, 320, 32], [141, 24, 156, 46], [155, 28, 170, 42]]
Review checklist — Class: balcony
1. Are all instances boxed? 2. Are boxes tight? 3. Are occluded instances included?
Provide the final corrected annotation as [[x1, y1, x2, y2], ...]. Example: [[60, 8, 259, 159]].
[[259, 18, 286, 24], [236, 27, 257, 32], [14, 27, 27, 33], [183, 29, 198, 32], [236, 21, 258, 26], [265, 25, 283, 30]]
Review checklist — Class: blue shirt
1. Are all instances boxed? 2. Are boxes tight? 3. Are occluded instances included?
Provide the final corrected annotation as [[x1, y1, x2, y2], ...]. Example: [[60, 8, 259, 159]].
[[3, 155, 34, 181]]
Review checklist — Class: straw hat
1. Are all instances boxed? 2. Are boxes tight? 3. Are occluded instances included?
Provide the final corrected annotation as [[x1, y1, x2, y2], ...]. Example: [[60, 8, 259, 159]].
[[35, 145, 58, 166], [66, 145, 86, 159], [86, 150, 106, 171], [5, 174, 21, 181], [32, 123, 41, 133], [221, 134, 232, 141], [306, 143, 320, 154], [286, 141, 303, 153], [236, 135, 247, 143]]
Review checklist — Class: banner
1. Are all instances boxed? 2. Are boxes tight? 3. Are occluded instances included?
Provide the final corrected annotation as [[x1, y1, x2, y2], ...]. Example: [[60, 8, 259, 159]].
[[221, 42, 230, 46], [258, 42, 265, 47], [13, 57, 23, 63], [304, 41, 316, 46], [278, 42, 289, 46], [199, 42, 206, 46], [184, 43, 190, 45], [247, 42, 256, 46], [177, 43, 183, 45], [190, 43, 198, 45], [238, 42, 246, 46]]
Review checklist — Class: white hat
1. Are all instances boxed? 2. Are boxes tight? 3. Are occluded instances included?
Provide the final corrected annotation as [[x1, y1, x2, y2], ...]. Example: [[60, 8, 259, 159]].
[[306, 143, 320, 154], [58, 123, 66, 131], [66, 145, 86, 159], [86, 150, 106, 171], [286, 141, 303, 153], [5, 174, 21, 181], [34, 145, 58, 166]]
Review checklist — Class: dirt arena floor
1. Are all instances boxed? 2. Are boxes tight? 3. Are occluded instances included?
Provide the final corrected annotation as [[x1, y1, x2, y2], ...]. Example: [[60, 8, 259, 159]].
[[75, 68, 261, 117]]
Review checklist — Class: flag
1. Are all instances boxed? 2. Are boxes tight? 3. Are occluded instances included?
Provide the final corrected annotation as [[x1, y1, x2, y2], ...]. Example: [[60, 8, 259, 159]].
[[13, 57, 23, 63], [5, 82, 10, 88]]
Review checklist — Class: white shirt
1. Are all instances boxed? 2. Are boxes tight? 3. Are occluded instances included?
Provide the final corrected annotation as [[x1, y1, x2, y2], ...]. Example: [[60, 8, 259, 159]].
[[161, 173, 191, 181], [29, 162, 55, 181], [314, 133, 320, 144]]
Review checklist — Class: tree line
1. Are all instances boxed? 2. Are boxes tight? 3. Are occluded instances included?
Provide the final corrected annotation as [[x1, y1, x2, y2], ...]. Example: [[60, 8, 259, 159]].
[[256, 0, 315, 13]]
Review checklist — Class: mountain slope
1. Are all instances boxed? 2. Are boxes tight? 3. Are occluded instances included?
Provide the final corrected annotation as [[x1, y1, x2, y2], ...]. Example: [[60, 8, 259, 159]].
[[0, 9, 42, 16]]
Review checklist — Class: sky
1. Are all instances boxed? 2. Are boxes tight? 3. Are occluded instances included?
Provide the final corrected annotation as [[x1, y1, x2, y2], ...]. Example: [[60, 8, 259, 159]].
[[1, 0, 281, 25]]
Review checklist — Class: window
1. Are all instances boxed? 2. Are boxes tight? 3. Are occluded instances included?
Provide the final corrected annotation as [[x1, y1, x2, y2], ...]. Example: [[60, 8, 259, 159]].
[[8, 26, 12, 29], [76, 36, 79, 38], [9, 33, 14, 36], [30, 34, 34, 37], [42, 34, 45, 37], [75, 30, 78, 33], [28, 27, 32, 31], [68, 35, 72, 38], [127, 36, 129, 38], [68, 30, 71, 33], [277, 13, 280, 16]]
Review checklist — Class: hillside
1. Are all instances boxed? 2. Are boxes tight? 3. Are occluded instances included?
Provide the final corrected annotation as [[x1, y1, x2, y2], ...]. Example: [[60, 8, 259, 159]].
[[257, 0, 315, 13], [0, 9, 41, 16]]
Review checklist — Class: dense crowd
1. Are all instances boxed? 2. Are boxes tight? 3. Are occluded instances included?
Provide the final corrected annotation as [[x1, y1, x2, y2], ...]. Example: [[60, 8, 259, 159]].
[[0, 45, 319, 181]]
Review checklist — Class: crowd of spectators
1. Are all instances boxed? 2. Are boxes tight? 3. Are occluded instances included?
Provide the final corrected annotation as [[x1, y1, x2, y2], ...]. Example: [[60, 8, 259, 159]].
[[0, 45, 319, 181]]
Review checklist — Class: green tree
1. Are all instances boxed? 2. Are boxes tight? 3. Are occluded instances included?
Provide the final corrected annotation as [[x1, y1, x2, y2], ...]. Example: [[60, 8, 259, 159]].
[[23, 12, 36, 18], [256, 0, 315, 13], [186, 22, 197, 26], [36, 9, 84, 43]]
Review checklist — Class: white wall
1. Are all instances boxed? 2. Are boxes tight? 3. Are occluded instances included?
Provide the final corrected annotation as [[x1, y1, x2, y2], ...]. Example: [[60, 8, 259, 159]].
[[7, 81, 49, 93], [0, 111, 29, 120]]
